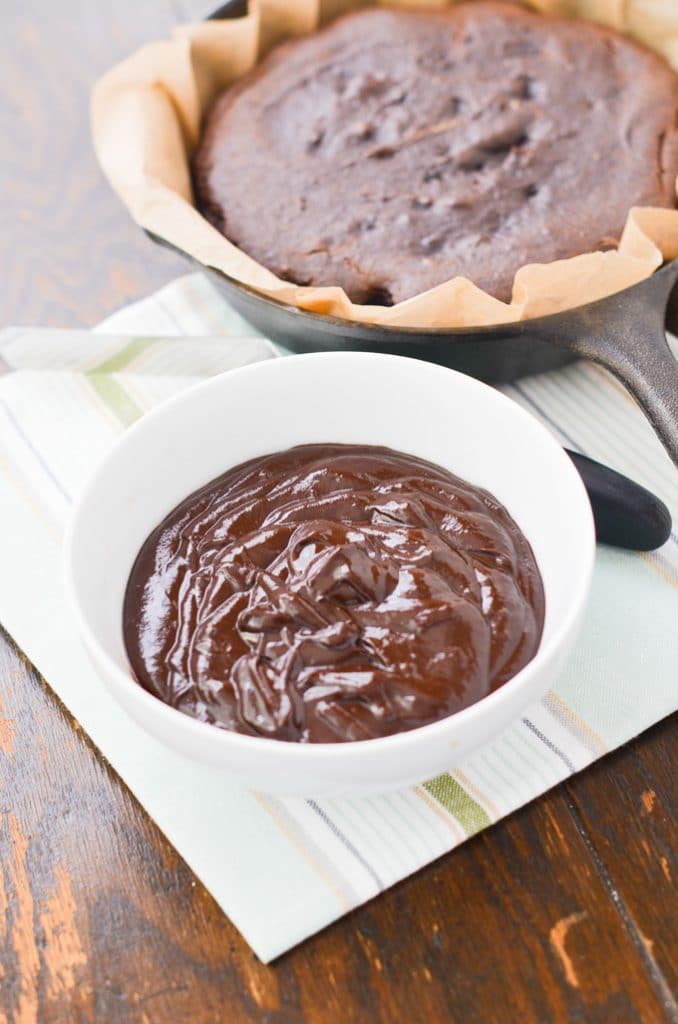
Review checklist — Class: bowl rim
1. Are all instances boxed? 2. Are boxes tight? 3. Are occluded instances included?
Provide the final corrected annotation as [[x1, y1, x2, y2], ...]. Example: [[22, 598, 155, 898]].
[[64, 351, 596, 761]]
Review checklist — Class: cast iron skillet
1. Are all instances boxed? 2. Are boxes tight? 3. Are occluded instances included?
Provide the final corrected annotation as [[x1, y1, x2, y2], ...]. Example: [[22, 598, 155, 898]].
[[149, 0, 678, 468]]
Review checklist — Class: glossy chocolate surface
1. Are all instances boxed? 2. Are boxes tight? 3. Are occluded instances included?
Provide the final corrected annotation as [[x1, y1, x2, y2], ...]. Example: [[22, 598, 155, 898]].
[[123, 445, 545, 742]]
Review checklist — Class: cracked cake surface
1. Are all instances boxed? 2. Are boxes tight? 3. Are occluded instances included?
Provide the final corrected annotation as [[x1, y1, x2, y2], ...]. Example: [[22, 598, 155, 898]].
[[193, 1, 678, 305]]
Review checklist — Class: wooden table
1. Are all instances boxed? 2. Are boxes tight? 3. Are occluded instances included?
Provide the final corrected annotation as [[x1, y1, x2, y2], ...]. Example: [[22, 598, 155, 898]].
[[1, 3, 676, 1021]]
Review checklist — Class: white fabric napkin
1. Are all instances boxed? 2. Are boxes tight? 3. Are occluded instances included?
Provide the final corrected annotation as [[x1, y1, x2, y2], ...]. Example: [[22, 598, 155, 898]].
[[0, 272, 675, 962]]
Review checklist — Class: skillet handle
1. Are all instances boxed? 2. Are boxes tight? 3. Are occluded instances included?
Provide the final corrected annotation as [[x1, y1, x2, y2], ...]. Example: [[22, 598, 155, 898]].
[[551, 262, 678, 469], [601, 330, 678, 468], [566, 450, 671, 551]]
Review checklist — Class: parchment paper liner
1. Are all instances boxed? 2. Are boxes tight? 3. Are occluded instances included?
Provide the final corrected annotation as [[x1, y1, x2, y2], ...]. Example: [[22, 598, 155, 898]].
[[92, 0, 678, 329]]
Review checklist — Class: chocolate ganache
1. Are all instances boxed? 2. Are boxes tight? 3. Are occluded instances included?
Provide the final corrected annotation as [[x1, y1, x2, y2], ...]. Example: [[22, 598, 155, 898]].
[[123, 445, 545, 743]]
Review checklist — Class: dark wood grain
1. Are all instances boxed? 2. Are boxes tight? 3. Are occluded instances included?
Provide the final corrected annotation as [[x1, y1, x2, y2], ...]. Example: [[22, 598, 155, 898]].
[[0, 3, 676, 1022], [0, 0, 185, 327], [2, 636, 675, 1024], [566, 725, 678, 1008]]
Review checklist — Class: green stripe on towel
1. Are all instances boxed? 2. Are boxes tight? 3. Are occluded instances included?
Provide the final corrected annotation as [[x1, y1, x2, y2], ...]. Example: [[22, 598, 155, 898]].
[[86, 373, 143, 427], [90, 337, 159, 374], [423, 774, 492, 835]]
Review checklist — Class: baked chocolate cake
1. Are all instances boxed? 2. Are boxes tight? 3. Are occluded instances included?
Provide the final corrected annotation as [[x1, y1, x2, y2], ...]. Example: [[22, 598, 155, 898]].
[[193, 2, 678, 305]]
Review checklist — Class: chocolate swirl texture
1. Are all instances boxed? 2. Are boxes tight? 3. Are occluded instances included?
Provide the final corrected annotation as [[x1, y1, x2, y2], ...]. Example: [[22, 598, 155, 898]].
[[123, 445, 545, 743]]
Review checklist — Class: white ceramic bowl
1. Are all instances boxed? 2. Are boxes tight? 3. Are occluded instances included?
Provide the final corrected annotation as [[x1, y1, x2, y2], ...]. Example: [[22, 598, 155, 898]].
[[65, 352, 595, 796]]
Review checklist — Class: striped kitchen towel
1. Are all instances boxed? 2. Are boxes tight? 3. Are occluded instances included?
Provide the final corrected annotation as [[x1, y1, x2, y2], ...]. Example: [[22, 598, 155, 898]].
[[0, 272, 676, 962]]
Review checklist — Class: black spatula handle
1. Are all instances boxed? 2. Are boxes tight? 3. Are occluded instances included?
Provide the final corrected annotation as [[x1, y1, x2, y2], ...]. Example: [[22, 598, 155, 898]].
[[566, 450, 672, 551]]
